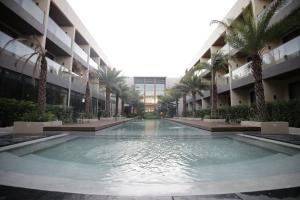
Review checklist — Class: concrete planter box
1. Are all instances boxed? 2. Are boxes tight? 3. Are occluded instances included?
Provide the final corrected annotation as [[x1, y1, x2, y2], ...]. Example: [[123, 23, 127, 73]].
[[203, 119, 226, 123], [77, 118, 99, 123], [241, 121, 289, 134], [13, 121, 62, 134]]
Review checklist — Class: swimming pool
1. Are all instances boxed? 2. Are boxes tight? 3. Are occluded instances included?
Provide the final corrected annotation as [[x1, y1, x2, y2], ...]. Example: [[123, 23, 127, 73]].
[[0, 120, 300, 195]]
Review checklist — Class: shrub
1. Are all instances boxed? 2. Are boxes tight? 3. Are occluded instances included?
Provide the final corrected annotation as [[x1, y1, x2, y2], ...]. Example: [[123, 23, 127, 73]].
[[0, 98, 36, 127], [143, 112, 160, 119], [22, 111, 56, 122], [46, 105, 73, 123]]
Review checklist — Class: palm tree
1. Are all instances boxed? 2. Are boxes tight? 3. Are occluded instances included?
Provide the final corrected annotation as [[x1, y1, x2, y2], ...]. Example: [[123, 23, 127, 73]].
[[194, 52, 228, 118], [170, 85, 187, 116], [119, 84, 129, 116], [97, 67, 123, 117], [1, 36, 48, 117], [180, 72, 208, 117], [212, 0, 300, 120], [112, 81, 125, 117]]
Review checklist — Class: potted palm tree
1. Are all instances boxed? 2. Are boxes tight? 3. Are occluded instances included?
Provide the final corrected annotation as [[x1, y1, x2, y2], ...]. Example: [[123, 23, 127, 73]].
[[212, 0, 299, 133], [194, 52, 228, 120], [97, 66, 124, 117], [180, 71, 208, 118], [1, 36, 62, 134]]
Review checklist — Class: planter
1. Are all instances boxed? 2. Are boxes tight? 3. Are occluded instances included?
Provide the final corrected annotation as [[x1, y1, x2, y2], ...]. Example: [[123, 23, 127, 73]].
[[241, 121, 289, 134], [203, 119, 226, 123], [13, 121, 62, 134], [77, 118, 99, 123]]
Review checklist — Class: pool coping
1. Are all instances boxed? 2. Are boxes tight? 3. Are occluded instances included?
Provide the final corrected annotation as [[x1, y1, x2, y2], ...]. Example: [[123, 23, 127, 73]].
[[239, 134, 300, 149], [0, 133, 69, 153], [0, 170, 299, 196]]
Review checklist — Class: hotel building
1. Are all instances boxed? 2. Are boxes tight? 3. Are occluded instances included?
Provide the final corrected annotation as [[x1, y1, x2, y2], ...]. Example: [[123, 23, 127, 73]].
[[0, 0, 109, 113], [184, 0, 300, 113]]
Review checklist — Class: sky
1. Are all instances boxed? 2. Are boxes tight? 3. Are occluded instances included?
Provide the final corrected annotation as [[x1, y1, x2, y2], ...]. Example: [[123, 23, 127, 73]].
[[67, 0, 237, 78]]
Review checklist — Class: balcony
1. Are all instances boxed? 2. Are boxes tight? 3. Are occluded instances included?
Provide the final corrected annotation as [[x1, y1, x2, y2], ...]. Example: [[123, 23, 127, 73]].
[[0, 31, 37, 63], [257, 0, 293, 21], [0, 31, 71, 89], [1, 0, 45, 34], [89, 58, 98, 70], [263, 35, 300, 69], [219, 43, 238, 56], [90, 83, 99, 98], [13, 0, 44, 24], [71, 75, 86, 94], [231, 62, 252, 80], [46, 58, 68, 76], [47, 17, 72, 48], [73, 43, 88, 65]]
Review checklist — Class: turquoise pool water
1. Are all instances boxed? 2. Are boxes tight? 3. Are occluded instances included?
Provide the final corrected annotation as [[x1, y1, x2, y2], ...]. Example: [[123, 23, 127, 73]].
[[0, 120, 300, 194]]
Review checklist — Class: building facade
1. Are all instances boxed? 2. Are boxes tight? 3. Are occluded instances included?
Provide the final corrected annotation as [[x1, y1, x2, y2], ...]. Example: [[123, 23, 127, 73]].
[[134, 77, 166, 112], [0, 0, 109, 113], [184, 0, 300, 113]]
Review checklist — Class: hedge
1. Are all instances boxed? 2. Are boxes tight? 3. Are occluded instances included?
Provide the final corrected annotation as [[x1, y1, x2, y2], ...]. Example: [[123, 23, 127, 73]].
[[0, 98, 74, 126], [184, 99, 300, 127]]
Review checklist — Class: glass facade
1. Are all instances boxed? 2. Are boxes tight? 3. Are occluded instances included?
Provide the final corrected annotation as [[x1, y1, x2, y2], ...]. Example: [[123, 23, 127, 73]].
[[134, 77, 166, 112]]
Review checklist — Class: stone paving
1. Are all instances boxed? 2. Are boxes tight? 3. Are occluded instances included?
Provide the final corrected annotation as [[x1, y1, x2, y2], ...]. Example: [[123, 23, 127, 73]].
[[1, 185, 300, 200]]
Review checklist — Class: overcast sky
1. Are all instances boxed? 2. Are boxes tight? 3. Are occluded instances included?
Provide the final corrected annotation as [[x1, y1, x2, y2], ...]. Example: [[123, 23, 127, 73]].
[[67, 0, 237, 78]]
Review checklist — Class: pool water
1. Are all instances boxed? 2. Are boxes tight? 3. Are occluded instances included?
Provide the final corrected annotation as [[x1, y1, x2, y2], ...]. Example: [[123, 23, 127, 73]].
[[0, 120, 300, 194]]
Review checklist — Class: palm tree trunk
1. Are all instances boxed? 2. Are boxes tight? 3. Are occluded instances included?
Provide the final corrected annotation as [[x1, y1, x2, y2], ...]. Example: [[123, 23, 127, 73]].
[[182, 94, 187, 116], [37, 56, 47, 117], [176, 99, 178, 117], [105, 88, 111, 117], [121, 99, 125, 116], [84, 81, 91, 113], [252, 54, 266, 121], [192, 91, 196, 117], [211, 72, 218, 118], [115, 93, 119, 116]]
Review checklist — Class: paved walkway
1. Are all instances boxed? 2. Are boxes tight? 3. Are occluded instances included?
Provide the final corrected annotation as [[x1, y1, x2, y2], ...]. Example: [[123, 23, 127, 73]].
[[43, 118, 132, 132], [168, 118, 260, 132], [1, 185, 299, 200]]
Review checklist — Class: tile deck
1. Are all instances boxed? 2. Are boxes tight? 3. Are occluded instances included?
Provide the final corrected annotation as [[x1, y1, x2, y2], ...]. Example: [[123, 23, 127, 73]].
[[167, 118, 260, 132], [43, 118, 132, 132]]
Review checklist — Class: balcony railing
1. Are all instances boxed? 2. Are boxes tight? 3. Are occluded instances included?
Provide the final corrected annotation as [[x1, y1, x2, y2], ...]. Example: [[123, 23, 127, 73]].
[[217, 73, 229, 87], [257, 0, 293, 19], [0, 31, 37, 62], [46, 58, 69, 76], [90, 83, 99, 96], [219, 43, 237, 55], [47, 17, 72, 47], [262, 35, 300, 68], [231, 62, 252, 80], [14, 0, 44, 24], [73, 43, 88, 63], [89, 58, 98, 70]]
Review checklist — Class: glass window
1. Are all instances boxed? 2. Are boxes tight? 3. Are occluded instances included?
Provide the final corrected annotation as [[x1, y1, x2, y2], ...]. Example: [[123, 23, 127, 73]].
[[135, 84, 144, 90], [145, 84, 154, 90], [146, 90, 154, 95], [156, 84, 165, 91], [156, 90, 164, 96], [145, 96, 155, 104]]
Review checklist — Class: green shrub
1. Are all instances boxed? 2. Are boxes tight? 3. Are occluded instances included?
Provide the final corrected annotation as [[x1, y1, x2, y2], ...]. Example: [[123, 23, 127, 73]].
[[0, 98, 37, 126], [195, 109, 210, 118], [46, 105, 73, 123], [22, 111, 56, 122], [143, 112, 160, 119]]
